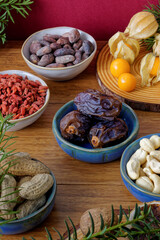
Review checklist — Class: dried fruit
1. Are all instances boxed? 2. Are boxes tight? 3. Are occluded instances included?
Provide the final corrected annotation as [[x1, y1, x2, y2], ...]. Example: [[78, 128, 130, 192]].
[[0, 74, 48, 119], [88, 118, 128, 148], [60, 110, 91, 143], [74, 89, 122, 119], [124, 11, 158, 39]]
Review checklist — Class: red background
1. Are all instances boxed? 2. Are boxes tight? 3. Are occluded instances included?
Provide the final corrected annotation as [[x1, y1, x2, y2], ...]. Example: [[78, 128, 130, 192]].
[[6, 0, 157, 41]]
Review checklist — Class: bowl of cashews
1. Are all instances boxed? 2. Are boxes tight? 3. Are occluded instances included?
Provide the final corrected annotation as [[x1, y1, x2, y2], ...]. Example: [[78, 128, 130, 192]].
[[120, 133, 160, 202]]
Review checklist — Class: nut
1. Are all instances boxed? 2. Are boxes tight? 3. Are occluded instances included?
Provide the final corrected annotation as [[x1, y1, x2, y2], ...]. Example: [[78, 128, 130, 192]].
[[129, 148, 147, 165], [0, 175, 18, 220], [147, 155, 160, 174], [126, 158, 140, 180], [80, 207, 118, 235], [149, 174, 160, 194], [1, 152, 50, 176], [150, 135, 160, 149], [135, 176, 154, 192], [19, 173, 54, 200], [139, 138, 155, 153], [16, 195, 46, 219]]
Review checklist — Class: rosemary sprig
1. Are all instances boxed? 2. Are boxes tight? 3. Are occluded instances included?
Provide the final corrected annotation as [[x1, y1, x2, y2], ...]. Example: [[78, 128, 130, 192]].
[[141, 0, 160, 50], [0, 0, 34, 44], [0, 113, 19, 224], [22, 203, 160, 240]]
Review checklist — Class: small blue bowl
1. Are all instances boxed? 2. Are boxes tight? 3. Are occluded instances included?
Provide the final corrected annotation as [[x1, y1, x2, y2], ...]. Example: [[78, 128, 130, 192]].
[[120, 133, 160, 202], [52, 100, 139, 163], [0, 169, 57, 235]]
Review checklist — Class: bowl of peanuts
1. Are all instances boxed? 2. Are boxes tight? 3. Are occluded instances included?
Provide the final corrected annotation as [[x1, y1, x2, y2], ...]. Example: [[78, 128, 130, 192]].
[[0, 70, 50, 131], [0, 152, 56, 234], [21, 26, 97, 81], [120, 133, 160, 202]]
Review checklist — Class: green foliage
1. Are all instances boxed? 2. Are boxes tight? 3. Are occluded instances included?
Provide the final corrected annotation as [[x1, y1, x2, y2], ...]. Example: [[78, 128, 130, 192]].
[[22, 203, 160, 239], [0, 113, 18, 223], [141, 0, 160, 50], [0, 0, 34, 44]]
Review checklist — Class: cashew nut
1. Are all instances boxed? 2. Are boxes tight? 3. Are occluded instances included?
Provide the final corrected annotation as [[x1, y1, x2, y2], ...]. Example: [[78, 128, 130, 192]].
[[150, 135, 160, 149], [148, 156, 160, 174], [150, 150, 160, 161], [143, 167, 153, 177], [126, 158, 140, 180], [139, 138, 155, 153], [135, 176, 154, 192], [129, 148, 147, 165], [149, 174, 160, 194]]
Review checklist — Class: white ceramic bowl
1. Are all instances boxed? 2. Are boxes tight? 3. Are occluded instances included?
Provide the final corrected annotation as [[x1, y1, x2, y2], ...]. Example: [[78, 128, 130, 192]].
[[21, 26, 97, 81], [0, 70, 50, 131]]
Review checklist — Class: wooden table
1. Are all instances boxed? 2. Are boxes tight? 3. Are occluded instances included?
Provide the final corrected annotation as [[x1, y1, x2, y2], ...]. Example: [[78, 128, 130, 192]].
[[0, 41, 159, 240]]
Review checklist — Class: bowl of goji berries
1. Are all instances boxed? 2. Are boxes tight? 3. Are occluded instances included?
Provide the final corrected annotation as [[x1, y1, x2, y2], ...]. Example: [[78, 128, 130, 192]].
[[0, 70, 50, 131]]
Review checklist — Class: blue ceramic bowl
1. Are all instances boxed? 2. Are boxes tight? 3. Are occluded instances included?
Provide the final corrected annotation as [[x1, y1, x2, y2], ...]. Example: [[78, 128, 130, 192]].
[[120, 133, 160, 202], [0, 168, 56, 235], [52, 100, 139, 163]]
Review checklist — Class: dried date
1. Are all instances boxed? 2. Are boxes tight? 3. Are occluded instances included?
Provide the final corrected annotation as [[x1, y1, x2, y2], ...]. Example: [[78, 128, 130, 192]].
[[88, 118, 128, 148], [74, 89, 122, 119], [60, 110, 91, 143]]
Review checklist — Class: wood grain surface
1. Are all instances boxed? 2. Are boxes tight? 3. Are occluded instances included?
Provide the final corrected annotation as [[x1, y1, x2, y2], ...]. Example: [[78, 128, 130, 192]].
[[0, 41, 160, 240], [97, 43, 160, 111]]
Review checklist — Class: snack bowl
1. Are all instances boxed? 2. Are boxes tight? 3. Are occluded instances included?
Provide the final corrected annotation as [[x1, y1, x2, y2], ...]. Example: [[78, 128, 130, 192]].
[[120, 133, 160, 202], [0, 70, 50, 131], [52, 100, 139, 163], [0, 159, 57, 235], [21, 26, 97, 81]]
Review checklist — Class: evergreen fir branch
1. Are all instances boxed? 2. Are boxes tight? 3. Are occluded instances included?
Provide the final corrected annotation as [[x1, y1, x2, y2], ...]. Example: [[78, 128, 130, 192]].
[[0, 113, 20, 224], [141, 1, 160, 50], [28, 203, 160, 240]]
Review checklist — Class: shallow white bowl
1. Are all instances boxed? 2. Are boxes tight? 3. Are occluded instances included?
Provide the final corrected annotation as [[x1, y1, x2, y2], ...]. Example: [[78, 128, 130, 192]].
[[21, 26, 97, 81], [0, 70, 50, 131]]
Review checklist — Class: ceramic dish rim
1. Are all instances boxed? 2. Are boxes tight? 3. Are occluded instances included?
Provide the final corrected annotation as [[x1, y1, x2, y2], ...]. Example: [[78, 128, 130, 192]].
[[120, 133, 160, 197], [21, 26, 97, 71], [0, 70, 50, 122], [52, 100, 139, 153]]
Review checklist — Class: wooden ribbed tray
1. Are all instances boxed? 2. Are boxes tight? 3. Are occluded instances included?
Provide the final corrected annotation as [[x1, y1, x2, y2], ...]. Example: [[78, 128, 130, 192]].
[[96, 43, 160, 112]]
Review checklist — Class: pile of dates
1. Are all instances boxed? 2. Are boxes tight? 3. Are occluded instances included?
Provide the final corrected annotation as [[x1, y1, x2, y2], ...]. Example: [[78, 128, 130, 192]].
[[60, 89, 128, 148], [29, 28, 94, 67]]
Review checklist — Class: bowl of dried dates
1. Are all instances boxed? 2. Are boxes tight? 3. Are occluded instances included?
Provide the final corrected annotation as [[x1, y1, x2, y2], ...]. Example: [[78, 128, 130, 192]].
[[0, 152, 56, 234], [52, 89, 139, 163], [120, 133, 160, 202], [0, 70, 50, 131], [21, 26, 97, 81]]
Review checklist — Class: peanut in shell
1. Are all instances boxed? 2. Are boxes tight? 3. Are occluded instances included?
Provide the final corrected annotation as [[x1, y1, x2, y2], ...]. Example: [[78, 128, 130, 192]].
[[0, 152, 50, 176]]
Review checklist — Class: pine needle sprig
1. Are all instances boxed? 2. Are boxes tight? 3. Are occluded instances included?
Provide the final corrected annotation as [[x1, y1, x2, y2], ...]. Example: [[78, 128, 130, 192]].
[[0, 113, 19, 224], [0, 0, 34, 44], [24, 203, 160, 240], [141, 0, 160, 50]]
